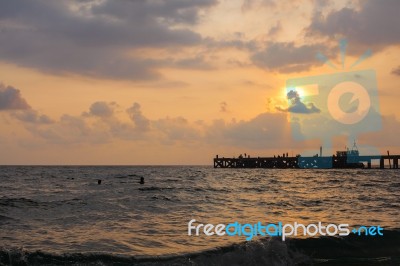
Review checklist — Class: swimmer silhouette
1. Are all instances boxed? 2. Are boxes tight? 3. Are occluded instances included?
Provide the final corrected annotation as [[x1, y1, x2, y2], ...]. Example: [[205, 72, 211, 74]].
[[139, 177, 145, 185], [97, 179, 102, 185]]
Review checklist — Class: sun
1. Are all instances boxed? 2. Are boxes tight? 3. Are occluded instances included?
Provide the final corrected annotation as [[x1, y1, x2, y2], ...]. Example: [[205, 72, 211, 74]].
[[283, 87, 304, 98], [295, 87, 304, 98]]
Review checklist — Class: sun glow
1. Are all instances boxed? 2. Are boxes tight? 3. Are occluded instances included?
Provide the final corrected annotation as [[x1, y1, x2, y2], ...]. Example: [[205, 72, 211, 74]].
[[295, 87, 304, 98], [283, 87, 304, 98]]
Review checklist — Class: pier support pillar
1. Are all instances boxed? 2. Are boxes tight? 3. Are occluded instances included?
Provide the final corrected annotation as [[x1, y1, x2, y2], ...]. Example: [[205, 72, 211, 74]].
[[380, 158, 385, 169]]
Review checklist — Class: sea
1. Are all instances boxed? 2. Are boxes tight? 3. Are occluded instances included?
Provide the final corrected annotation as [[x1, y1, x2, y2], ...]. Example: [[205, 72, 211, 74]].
[[0, 166, 399, 265]]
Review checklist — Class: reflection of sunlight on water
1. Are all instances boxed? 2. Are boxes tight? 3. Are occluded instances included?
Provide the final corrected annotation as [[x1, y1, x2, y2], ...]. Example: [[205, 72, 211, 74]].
[[0, 166, 399, 256]]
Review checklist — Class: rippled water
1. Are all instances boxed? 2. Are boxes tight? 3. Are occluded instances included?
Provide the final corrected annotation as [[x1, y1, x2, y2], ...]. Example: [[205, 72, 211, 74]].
[[0, 166, 399, 264]]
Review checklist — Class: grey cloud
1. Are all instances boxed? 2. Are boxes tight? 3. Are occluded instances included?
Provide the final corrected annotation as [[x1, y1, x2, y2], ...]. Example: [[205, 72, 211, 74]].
[[0, 82, 55, 124], [14, 98, 295, 149], [0, 0, 217, 80], [0, 84, 30, 110], [126, 103, 150, 132], [91, 0, 217, 26], [154, 116, 200, 143], [268, 21, 282, 37], [0, 82, 56, 124], [207, 112, 295, 149], [224, 1, 400, 73], [0, 33, 162, 79], [0, 0, 212, 46], [276, 90, 321, 114], [84, 101, 116, 118], [24, 102, 151, 145], [226, 58, 252, 68], [12, 110, 54, 124], [360, 114, 400, 148], [173, 55, 213, 70], [392, 66, 400, 76], [286, 102, 320, 114], [241, 0, 254, 12], [137, 80, 190, 89], [306, 0, 400, 51], [27, 114, 110, 145], [211, 38, 258, 51], [220, 101, 228, 113], [8, 96, 399, 152], [250, 42, 328, 73], [20, 101, 199, 145], [241, 0, 275, 12]]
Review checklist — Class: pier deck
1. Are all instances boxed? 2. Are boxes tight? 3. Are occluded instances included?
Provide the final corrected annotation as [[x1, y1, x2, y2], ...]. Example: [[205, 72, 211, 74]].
[[213, 155, 400, 169]]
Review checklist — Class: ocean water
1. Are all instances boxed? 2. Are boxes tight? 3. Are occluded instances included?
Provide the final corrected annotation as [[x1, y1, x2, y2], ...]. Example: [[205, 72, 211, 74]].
[[0, 166, 399, 265]]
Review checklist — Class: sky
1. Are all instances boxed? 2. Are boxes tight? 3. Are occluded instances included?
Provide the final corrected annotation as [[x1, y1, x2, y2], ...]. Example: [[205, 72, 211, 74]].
[[0, 0, 400, 165]]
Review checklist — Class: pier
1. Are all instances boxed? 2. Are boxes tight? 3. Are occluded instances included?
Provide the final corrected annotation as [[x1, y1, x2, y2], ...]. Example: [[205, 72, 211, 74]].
[[213, 154, 400, 169]]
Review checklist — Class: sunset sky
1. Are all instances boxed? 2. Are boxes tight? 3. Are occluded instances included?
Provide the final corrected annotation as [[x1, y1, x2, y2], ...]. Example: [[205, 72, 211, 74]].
[[1, 0, 399, 164]]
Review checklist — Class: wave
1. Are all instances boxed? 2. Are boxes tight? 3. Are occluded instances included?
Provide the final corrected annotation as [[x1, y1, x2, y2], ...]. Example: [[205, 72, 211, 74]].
[[114, 175, 129, 179], [1, 230, 399, 266], [0, 197, 39, 208], [138, 186, 174, 191], [0, 214, 14, 223], [115, 175, 142, 179], [0, 197, 85, 209]]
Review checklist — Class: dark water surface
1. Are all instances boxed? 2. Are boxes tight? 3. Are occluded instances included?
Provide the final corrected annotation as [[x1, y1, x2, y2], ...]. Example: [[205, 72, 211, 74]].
[[0, 166, 399, 265]]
